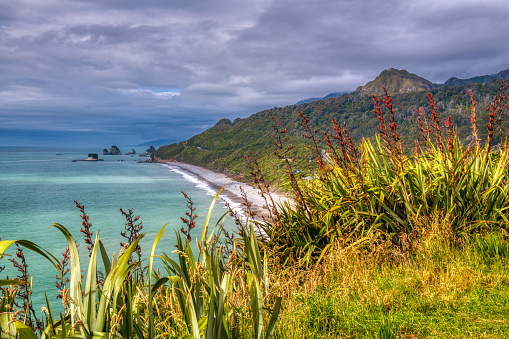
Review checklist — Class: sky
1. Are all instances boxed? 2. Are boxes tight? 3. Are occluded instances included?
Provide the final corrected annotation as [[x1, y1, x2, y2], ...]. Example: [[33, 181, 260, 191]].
[[1, 0, 509, 147]]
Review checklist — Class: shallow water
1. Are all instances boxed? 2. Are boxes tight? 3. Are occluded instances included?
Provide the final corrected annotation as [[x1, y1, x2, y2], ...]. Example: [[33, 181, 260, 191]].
[[0, 147, 236, 310]]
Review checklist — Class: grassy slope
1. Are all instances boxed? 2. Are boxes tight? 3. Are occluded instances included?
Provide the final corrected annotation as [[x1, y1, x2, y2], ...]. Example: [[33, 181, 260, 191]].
[[271, 231, 509, 338]]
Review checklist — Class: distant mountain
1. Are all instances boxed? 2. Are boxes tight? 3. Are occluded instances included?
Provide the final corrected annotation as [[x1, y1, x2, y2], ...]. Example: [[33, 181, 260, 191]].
[[445, 75, 495, 86], [295, 97, 321, 105], [156, 68, 509, 181], [444, 69, 509, 86], [354, 68, 434, 97], [498, 69, 509, 79], [296, 92, 347, 105]]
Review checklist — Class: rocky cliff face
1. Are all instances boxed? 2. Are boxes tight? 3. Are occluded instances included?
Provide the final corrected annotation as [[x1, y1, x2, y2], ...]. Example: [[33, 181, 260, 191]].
[[354, 68, 434, 97]]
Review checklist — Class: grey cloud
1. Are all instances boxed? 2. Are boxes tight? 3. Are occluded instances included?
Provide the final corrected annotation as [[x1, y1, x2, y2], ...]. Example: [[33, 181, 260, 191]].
[[1, 0, 508, 146], [230, 0, 509, 84]]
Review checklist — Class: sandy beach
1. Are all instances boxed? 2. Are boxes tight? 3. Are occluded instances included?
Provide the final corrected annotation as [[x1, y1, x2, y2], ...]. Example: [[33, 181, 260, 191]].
[[158, 161, 289, 219]]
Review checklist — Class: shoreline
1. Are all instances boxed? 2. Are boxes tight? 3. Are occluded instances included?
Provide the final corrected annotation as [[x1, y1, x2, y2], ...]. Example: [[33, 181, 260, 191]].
[[156, 161, 289, 219]]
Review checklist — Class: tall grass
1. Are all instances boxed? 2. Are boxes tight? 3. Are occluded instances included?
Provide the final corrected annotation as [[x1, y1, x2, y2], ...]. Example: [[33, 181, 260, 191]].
[[266, 218, 509, 338]]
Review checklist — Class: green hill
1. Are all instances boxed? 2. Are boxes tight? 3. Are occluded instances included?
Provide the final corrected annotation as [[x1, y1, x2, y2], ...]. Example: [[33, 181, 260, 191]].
[[156, 69, 509, 181]]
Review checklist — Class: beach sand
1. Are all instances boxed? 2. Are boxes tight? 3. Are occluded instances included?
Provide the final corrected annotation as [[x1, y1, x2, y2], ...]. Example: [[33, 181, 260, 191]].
[[158, 161, 289, 219]]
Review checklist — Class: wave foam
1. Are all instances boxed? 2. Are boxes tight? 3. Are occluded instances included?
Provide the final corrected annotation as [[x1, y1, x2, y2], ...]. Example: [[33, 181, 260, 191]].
[[160, 164, 245, 216]]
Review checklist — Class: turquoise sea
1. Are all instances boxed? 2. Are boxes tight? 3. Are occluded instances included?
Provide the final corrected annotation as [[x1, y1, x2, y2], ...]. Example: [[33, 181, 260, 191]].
[[0, 147, 236, 310]]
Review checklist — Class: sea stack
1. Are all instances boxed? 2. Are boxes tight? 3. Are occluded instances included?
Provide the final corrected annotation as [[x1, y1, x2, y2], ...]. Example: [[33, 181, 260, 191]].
[[104, 145, 122, 155], [139, 146, 156, 157]]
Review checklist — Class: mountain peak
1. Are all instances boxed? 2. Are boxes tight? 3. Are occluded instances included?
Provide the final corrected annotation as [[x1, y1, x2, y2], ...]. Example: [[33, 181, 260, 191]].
[[355, 68, 433, 96]]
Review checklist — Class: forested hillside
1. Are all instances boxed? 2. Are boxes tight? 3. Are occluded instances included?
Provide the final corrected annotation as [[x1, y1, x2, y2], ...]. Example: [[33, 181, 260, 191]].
[[156, 69, 509, 181]]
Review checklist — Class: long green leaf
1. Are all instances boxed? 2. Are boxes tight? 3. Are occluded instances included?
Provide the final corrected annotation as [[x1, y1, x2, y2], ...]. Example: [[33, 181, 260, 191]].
[[200, 187, 224, 244], [147, 224, 167, 339], [95, 235, 144, 333], [0, 279, 28, 286], [83, 233, 100, 333], [0, 239, 60, 273], [0, 313, 38, 339], [265, 296, 282, 339], [51, 223, 83, 329], [98, 240, 111, 277]]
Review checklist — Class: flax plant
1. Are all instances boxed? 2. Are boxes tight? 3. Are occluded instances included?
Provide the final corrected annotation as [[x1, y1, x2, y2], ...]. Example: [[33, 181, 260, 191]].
[[41, 224, 149, 338], [155, 189, 282, 338], [0, 223, 162, 338], [263, 89, 509, 264], [0, 240, 60, 338], [1, 191, 282, 338]]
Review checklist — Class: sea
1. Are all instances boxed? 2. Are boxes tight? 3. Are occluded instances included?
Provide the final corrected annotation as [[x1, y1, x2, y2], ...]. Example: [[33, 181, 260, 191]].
[[0, 147, 238, 311]]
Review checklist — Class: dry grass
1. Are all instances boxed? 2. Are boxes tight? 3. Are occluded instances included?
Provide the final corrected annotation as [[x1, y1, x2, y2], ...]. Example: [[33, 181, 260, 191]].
[[262, 216, 509, 338]]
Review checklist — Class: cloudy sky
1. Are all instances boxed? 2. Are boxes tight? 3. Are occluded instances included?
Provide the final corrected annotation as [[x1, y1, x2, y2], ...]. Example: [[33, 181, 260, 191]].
[[1, 0, 508, 147]]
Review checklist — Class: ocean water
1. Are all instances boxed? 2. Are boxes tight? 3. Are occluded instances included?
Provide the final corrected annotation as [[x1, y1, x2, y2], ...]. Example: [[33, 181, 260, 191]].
[[0, 147, 236, 310]]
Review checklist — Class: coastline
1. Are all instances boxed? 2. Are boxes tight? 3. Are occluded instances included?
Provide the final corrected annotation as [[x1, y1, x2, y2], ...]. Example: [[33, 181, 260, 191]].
[[157, 160, 289, 219]]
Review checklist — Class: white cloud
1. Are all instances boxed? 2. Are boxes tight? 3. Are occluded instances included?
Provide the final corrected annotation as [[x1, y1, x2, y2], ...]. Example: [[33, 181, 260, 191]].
[[0, 86, 50, 102], [120, 88, 181, 99]]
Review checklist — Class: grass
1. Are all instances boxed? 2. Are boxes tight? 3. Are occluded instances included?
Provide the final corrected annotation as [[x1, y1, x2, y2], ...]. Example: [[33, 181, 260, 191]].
[[269, 228, 509, 338]]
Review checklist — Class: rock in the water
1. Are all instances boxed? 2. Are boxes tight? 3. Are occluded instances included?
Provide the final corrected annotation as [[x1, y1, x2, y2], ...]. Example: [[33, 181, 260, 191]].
[[72, 153, 103, 162], [126, 149, 136, 155], [139, 146, 156, 157], [104, 145, 122, 155], [144, 152, 157, 163]]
